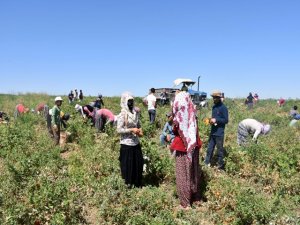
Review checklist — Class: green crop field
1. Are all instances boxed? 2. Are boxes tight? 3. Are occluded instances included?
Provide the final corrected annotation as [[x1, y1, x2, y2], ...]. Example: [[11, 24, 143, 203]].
[[0, 94, 299, 224]]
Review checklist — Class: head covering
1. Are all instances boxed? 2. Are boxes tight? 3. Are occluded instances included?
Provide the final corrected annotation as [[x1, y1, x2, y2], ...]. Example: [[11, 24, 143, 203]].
[[119, 92, 139, 129], [262, 124, 271, 134], [74, 104, 84, 117], [211, 90, 222, 98], [75, 104, 81, 111], [172, 91, 197, 159], [55, 96, 63, 102], [120, 91, 134, 112]]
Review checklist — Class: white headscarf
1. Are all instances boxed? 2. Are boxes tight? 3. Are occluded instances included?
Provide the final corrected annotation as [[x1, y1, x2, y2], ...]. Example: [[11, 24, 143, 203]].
[[120, 91, 134, 111]]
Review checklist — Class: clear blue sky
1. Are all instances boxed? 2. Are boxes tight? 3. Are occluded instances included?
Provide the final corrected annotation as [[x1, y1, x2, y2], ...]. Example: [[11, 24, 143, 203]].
[[1, 0, 299, 99]]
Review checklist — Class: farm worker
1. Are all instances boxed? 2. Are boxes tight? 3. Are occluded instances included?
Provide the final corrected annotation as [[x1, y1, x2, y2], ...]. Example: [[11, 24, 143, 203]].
[[204, 90, 229, 170], [170, 90, 202, 209], [14, 103, 29, 118], [159, 112, 175, 146], [221, 92, 225, 102], [75, 104, 95, 120], [237, 119, 271, 146], [79, 90, 83, 102], [68, 90, 74, 104], [117, 92, 144, 188], [254, 93, 259, 104], [74, 89, 78, 100], [160, 89, 168, 105], [35, 102, 47, 115], [51, 96, 63, 145], [245, 92, 254, 109], [94, 94, 104, 109], [277, 98, 285, 107], [146, 88, 157, 124], [289, 106, 300, 120], [94, 108, 117, 132]]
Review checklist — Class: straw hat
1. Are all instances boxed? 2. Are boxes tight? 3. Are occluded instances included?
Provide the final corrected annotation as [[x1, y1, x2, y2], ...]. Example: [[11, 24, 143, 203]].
[[211, 90, 222, 98]]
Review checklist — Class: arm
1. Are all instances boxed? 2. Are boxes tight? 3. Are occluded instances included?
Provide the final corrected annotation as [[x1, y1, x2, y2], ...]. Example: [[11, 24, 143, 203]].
[[83, 106, 93, 117], [216, 106, 229, 125], [162, 123, 169, 136], [117, 111, 131, 134], [252, 128, 262, 140]]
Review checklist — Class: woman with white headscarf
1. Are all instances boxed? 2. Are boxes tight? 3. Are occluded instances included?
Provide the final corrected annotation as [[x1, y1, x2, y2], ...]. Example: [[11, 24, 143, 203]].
[[237, 118, 271, 146], [170, 91, 202, 209], [117, 92, 144, 187]]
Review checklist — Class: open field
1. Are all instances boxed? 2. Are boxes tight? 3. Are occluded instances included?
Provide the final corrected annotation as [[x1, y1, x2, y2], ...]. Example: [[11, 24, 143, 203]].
[[0, 94, 299, 224]]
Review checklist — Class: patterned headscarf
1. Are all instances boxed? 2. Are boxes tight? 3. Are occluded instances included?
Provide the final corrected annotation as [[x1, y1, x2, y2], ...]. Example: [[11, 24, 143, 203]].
[[172, 91, 197, 158]]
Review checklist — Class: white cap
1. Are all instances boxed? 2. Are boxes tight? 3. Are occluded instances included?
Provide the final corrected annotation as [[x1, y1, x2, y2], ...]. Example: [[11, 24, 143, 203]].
[[55, 96, 63, 102]]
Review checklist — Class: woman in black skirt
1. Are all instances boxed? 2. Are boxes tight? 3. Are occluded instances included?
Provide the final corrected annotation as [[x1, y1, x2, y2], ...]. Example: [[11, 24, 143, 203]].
[[117, 92, 144, 187]]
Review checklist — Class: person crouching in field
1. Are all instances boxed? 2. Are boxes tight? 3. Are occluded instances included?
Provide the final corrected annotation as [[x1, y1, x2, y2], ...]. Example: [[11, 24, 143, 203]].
[[14, 103, 29, 118], [94, 108, 117, 132], [51, 97, 63, 145], [170, 90, 202, 210], [160, 112, 175, 147], [237, 118, 271, 146], [117, 92, 144, 188]]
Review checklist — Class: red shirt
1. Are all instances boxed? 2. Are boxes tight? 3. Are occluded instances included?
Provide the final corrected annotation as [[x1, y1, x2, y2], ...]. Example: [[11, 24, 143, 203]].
[[170, 124, 202, 152], [16, 104, 26, 113], [36, 103, 45, 112]]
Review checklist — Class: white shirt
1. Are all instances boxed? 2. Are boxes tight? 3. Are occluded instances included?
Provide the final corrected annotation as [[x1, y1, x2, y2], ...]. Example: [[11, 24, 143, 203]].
[[240, 118, 263, 140], [146, 94, 156, 110]]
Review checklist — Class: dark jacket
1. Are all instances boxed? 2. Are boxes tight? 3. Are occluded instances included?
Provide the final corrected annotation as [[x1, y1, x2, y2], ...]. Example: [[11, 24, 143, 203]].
[[210, 102, 229, 136]]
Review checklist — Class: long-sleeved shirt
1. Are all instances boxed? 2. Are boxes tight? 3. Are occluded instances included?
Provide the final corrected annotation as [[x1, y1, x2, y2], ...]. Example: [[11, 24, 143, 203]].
[[210, 102, 229, 136], [162, 122, 174, 137], [239, 118, 263, 140], [95, 109, 115, 122], [117, 110, 141, 146]]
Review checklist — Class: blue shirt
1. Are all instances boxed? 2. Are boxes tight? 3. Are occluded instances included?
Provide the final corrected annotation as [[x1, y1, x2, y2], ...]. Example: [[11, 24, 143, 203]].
[[210, 102, 229, 136], [162, 122, 174, 138]]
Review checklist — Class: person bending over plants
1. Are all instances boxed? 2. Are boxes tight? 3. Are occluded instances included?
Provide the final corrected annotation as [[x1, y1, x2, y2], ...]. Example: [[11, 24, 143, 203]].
[[237, 118, 271, 146]]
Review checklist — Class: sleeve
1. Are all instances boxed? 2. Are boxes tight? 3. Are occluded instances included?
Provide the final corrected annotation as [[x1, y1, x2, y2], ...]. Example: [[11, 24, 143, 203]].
[[216, 106, 229, 125], [252, 129, 262, 140], [117, 111, 131, 134], [83, 106, 93, 117], [162, 123, 168, 136]]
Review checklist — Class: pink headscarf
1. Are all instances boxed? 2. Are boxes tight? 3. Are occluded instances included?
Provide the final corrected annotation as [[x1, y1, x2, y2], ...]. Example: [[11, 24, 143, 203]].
[[172, 91, 197, 158]]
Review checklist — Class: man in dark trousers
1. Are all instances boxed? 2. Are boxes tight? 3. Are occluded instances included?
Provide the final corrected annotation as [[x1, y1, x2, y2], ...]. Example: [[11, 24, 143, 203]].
[[205, 90, 229, 170]]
